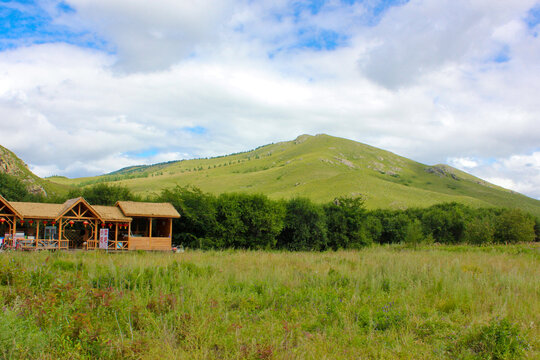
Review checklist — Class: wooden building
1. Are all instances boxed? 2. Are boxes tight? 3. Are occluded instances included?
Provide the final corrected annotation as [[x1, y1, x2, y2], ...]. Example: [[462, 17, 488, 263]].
[[0, 195, 180, 251]]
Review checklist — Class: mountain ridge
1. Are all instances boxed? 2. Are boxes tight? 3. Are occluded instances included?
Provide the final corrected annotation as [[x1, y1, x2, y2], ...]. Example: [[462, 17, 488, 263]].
[[43, 134, 540, 217]]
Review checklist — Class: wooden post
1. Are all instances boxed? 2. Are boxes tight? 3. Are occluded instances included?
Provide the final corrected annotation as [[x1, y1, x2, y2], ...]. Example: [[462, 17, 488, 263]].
[[115, 223, 118, 250], [36, 220, 40, 249], [148, 218, 153, 238], [94, 220, 98, 249], [169, 218, 173, 238], [13, 218, 16, 248], [128, 222, 131, 249]]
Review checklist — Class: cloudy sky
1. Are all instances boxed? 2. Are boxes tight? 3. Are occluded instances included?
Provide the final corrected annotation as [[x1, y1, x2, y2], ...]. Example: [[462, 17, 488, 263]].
[[1, 0, 539, 199]]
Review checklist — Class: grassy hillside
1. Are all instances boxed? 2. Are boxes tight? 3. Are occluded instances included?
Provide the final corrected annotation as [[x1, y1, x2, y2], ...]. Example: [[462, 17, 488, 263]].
[[47, 134, 540, 217], [0, 145, 71, 198]]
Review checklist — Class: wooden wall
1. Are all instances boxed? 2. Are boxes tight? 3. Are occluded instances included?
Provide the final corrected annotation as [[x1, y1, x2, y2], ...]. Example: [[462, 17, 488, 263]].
[[128, 236, 171, 251]]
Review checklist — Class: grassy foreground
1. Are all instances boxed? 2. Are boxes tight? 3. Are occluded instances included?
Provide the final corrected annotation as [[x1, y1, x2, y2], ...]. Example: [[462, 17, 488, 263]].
[[1, 245, 539, 359]]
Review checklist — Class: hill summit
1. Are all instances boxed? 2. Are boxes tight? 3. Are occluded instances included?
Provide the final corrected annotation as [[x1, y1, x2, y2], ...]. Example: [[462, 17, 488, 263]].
[[47, 134, 540, 217]]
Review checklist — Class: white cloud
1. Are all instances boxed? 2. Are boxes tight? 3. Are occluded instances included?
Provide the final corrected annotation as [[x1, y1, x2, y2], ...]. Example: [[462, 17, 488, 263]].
[[358, 0, 539, 88], [0, 1, 540, 200], [448, 157, 479, 169]]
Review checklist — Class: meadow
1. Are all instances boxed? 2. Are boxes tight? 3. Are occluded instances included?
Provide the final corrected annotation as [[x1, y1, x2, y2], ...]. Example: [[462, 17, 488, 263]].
[[0, 245, 538, 359]]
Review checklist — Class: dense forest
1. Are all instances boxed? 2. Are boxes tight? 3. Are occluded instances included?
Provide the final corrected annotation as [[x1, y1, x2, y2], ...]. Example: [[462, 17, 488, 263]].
[[2, 173, 539, 249]]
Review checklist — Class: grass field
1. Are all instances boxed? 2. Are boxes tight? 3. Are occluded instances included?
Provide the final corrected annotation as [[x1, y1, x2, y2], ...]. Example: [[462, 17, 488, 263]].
[[1, 245, 539, 359]]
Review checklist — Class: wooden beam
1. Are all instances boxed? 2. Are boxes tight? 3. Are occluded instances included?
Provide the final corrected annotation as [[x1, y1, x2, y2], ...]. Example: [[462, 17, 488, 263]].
[[169, 218, 173, 238]]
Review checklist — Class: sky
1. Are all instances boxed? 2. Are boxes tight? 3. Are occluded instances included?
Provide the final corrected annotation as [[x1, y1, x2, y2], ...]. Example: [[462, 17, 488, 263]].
[[0, 0, 539, 199]]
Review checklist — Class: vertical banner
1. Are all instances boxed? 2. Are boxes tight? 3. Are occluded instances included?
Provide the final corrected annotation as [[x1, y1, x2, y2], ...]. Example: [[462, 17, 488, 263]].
[[99, 228, 109, 249]]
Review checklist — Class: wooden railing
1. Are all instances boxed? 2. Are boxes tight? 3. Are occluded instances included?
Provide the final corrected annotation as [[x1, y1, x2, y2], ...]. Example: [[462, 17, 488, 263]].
[[8, 238, 69, 250]]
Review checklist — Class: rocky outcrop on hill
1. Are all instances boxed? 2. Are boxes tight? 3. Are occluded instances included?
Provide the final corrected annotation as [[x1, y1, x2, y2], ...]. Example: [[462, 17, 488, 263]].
[[425, 165, 460, 181], [0, 146, 47, 196]]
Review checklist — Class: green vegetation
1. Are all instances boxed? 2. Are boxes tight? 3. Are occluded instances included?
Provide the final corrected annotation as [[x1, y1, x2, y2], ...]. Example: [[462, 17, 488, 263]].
[[66, 183, 141, 206], [0, 145, 72, 198], [45, 134, 540, 218], [0, 172, 32, 201], [0, 246, 538, 359], [156, 185, 538, 250]]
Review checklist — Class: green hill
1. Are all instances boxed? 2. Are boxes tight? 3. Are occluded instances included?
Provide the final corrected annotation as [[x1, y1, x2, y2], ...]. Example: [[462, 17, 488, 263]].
[[0, 145, 70, 198], [46, 134, 540, 217]]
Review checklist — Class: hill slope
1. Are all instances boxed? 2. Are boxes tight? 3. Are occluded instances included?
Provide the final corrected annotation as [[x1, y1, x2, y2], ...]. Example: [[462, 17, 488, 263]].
[[46, 134, 540, 217], [0, 145, 70, 198]]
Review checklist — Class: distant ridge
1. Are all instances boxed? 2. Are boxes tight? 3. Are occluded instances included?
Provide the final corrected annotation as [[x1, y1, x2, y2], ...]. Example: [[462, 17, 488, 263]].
[[19, 134, 540, 217]]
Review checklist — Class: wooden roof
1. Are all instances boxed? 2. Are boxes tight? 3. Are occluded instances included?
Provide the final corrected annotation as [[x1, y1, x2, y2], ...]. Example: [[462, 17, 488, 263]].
[[0, 194, 23, 218], [116, 201, 180, 218], [93, 205, 132, 222], [56, 197, 103, 221], [5, 197, 179, 220], [9, 202, 64, 219]]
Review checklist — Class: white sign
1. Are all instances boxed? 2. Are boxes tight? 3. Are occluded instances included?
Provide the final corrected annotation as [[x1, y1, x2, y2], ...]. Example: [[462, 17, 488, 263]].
[[99, 228, 109, 249]]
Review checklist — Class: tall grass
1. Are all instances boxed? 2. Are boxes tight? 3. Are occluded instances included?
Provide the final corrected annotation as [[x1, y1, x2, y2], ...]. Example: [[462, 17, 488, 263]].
[[0, 245, 538, 359]]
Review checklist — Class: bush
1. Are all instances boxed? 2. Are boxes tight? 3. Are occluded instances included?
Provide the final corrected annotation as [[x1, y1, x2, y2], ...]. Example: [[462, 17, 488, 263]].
[[404, 219, 424, 248], [277, 197, 327, 251], [216, 193, 285, 249], [464, 217, 495, 245], [454, 318, 528, 359], [373, 210, 411, 244], [0, 172, 32, 201], [67, 183, 136, 205], [159, 185, 219, 248], [421, 203, 466, 244], [324, 196, 370, 249], [494, 209, 535, 244]]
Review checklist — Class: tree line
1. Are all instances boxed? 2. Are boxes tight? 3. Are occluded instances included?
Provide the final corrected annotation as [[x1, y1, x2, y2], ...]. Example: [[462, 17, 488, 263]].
[[1, 173, 539, 249], [158, 185, 539, 249]]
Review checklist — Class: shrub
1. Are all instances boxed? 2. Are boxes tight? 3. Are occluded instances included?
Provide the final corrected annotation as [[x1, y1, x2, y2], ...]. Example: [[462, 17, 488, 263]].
[[404, 219, 424, 248], [324, 196, 370, 249], [373, 210, 411, 244], [421, 203, 466, 244], [0, 172, 32, 201], [68, 183, 136, 205], [216, 193, 285, 249], [464, 217, 495, 245], [454, 318, 528, 359], [277, 197, 327, 251], [159, 185, 219, 248], [494, 209, 535, 244]]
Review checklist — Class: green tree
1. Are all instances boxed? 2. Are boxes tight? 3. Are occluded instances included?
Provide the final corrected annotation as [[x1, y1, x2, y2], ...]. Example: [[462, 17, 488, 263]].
[[404, 219, 424, 248], [159, 185, 219, 248], [373, 210, 411, 244], [324, 196, 370, 249], [463, 217, 495, 245], [216, 193, 285, 249], [494, 209, 535, 243], [67, 183, 136, 206], [0, 173, 33, 201], [277, 197, 327, 251], [421, 203, 466, 244]]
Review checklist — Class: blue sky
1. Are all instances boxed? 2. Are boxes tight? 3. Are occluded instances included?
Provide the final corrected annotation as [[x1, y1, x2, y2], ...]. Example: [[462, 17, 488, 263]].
[[1, 0, 540, 199], [1, 0, 408, 53]]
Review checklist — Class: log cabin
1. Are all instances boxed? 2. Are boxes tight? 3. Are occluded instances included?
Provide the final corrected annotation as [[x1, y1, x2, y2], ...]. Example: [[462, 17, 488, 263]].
[[0, 195, 180, 251]]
